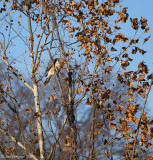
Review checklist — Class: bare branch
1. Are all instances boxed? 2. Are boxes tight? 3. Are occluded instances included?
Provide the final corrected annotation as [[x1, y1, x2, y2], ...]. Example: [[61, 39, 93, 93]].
[[0, 55, 33, 92], [34, 17, 51, 72], [90, 84, 96, 160], [0, 128, 38, 160], [47, 117, 67, 160], [94, 133, 120, 156]]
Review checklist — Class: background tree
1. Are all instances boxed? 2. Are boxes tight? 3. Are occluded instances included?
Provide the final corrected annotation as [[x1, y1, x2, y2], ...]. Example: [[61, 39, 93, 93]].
[[0, 0, 153, 160]]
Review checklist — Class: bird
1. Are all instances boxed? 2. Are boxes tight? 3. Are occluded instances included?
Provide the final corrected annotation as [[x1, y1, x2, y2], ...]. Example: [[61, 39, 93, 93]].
[[44, 58, 65, 85]]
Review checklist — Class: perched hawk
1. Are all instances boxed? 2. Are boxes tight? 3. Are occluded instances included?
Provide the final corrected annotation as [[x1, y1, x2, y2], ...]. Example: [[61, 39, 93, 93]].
[[44, 58, 65, 85]]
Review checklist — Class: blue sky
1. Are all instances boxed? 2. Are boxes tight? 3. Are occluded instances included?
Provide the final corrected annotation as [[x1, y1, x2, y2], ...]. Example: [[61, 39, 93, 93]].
[[122, 0, 153, 115]]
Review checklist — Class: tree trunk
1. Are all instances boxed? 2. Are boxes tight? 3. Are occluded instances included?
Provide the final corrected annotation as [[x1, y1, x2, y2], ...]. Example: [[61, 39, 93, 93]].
[[68, 72, 78, 160], [33, 82, 45, 160]]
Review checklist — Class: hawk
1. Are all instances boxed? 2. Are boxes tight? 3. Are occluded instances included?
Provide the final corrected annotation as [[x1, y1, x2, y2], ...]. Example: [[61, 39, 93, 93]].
[[44, 58, 65, 85]]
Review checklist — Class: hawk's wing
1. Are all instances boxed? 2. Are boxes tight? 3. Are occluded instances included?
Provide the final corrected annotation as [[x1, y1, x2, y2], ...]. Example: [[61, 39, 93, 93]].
[[45, 59, 57, 77], [44, 58, 65, 85]]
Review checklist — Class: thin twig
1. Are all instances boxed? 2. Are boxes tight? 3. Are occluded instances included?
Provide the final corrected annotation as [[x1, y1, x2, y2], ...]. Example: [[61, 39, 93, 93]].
[[0, 128, 38, 160], [90, 84, 96, 160], [0, 55, 33, 92], [94, 133, 119, 156], [47, 117, 67, 160]]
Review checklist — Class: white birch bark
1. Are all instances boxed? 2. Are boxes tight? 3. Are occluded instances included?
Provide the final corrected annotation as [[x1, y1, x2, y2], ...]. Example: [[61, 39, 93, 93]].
[[33, 82, 45, 160]]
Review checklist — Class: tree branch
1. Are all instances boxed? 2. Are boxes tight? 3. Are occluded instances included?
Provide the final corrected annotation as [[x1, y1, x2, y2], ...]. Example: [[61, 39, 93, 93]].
[[90, 84, 96, 160], [34, 17, 51, 72], [47, 117, 67, 160], [0, 128, 38, 160], [0, 55, 33, 92]]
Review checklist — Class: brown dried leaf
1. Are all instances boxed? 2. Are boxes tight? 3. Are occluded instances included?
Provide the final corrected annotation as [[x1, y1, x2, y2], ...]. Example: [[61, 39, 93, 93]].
[[48, 95, 56, 102], [145, 27, 150, 33], [122, 47, 127, 52], [139, 62, 148, 75], [62, 86, 66, 90], [140, 92, 145, 98], [25, 107, 33, 113], [105, 66, 112, 74], [62, 20, 70, 24], [52, 109, 59, 115], [120, 60, 130, 70], [136, 75, 145, 81], [77, 88, 84, 94], [116, 105, 123, 113], [133, 117, 139, 124], [140, 17, 148, 29], [129, 81, 133, 88], [145, 142, 151, 149], [130, 18, 139, 30], [96, 122, 104, 129], [41, 26, 46, 30], [148, 156, 153, 160], [36, 34, 40, 38], [5, 87, 10, 92], [143, 36, 151, 44], [141, 112, 147, 121], [107, 56, 112, 62], [111, 47, 117, 51], [85, 98, 92, 105], [34, 112, 42, 118], [45, 110, 50, 116], [128, 97, 133, 102], [110, 123, 117, 129], [94, 130, 100, 135], [71, 50, 75, 55]]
